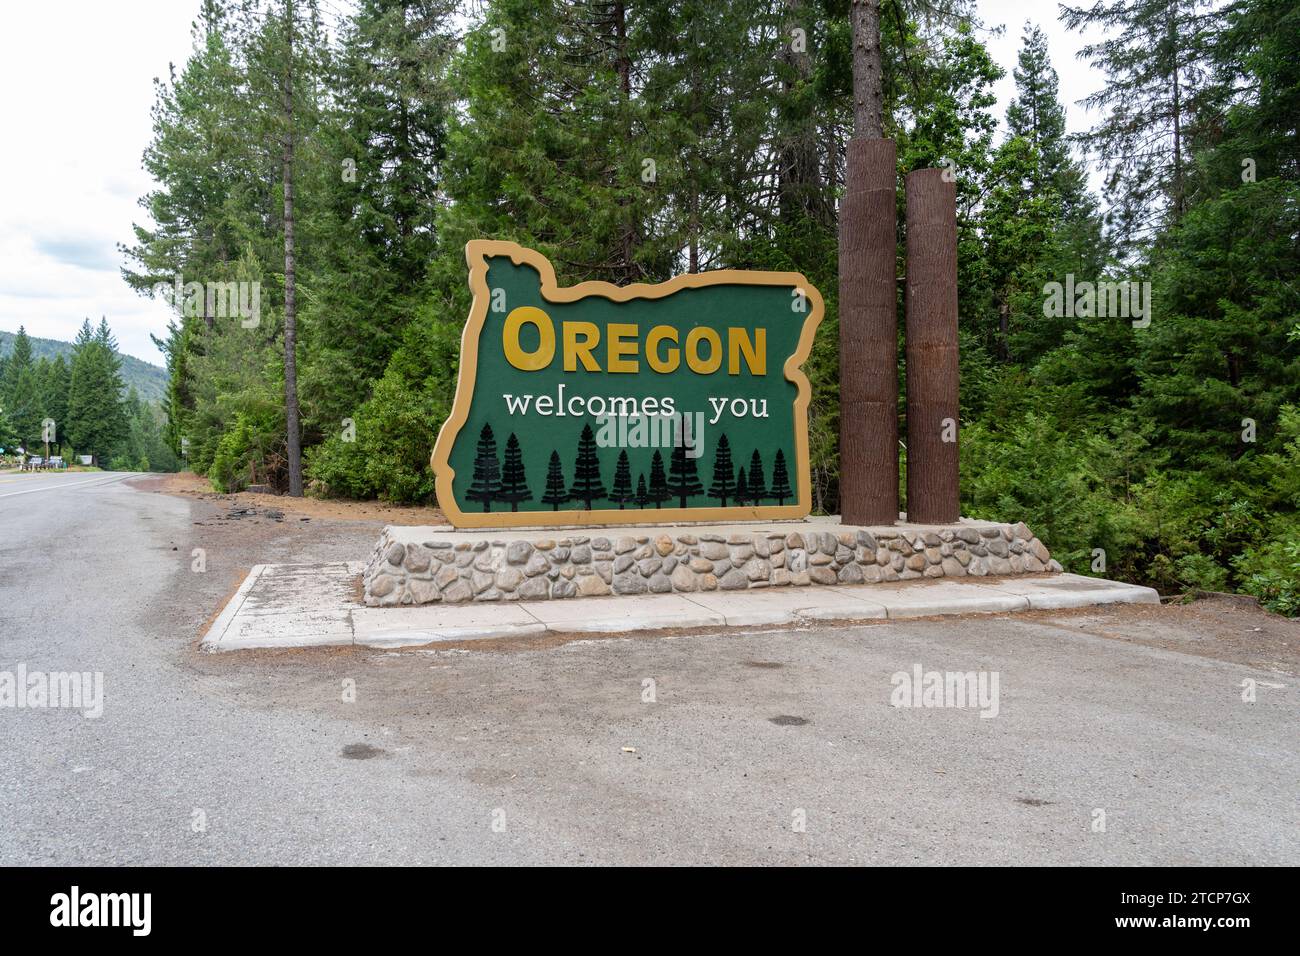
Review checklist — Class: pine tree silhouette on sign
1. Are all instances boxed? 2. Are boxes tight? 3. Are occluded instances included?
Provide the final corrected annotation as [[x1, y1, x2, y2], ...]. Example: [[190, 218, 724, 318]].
[[747, 449, 768, 501], [666, 441, 704, 508], [647, 450, 670, 508], [634, 473, 649, 508], [707, 433, 736, 506], [735, 466, 749, 506], [541, 450, 569, 510], [497, 432, 533, 512], [466, 422, 501, 512], [769, 448, 793, 505], [569, 423, 607, 509], [610, 450, 634, 509]]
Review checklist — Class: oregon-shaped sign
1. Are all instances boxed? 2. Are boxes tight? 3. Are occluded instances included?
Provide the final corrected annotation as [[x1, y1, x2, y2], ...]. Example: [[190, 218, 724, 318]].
[[432, 241, 823, 527]]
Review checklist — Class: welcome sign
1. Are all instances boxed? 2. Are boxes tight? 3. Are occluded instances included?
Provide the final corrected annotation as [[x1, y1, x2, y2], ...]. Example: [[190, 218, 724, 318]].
[[432, 241, 823, 527]]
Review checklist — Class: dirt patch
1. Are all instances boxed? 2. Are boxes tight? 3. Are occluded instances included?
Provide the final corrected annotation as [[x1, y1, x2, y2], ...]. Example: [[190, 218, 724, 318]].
[[195, 567, 251, 648], [145, 472, 1296, 678], [1029, 599, 1300, 676], [131, 471, 446, 525]]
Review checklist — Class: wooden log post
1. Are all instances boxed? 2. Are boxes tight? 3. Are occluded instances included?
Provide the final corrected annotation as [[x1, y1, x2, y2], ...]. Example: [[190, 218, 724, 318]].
[[904, 167, 959, 524], [838, 137, 899, 525]]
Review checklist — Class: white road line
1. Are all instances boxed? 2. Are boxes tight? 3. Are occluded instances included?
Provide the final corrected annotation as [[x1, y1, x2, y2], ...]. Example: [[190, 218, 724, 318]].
[[0, 473, 131, 499]]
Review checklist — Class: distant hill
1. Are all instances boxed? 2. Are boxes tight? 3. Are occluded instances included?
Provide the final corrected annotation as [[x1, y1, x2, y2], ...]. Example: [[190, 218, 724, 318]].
[[0, 329, 168, 405]]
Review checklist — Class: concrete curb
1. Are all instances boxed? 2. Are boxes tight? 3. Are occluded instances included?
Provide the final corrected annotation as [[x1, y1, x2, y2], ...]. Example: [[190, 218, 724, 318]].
[[200, 565, 1160, 652], [974, 576, 1164, 610], [201, 564, 266, 648]]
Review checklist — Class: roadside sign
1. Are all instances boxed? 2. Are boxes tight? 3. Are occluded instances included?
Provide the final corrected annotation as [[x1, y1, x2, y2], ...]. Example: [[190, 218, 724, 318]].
[[432, 241, 823, 527]]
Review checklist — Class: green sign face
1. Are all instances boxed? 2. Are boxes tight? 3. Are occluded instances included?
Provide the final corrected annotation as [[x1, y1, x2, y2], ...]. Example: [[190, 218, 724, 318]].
[[432, 241, 823, 527]]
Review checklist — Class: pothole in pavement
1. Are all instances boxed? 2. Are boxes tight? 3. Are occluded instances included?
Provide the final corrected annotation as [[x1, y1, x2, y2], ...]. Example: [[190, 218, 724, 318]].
[[768, 715, 809, 726], [340, 743, 386, 760]]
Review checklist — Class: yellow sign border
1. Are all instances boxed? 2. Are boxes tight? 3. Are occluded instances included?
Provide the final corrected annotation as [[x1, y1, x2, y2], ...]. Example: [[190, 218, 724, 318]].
[[431, 240, 824, 528]]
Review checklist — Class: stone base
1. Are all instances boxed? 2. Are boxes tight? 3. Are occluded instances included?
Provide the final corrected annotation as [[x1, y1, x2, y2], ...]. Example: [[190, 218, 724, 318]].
[[363, 518, 1062, 607]]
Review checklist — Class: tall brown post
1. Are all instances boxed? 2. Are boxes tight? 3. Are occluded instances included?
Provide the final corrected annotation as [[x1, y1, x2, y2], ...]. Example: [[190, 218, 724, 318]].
[[838, 137, 899, 525], [904, 168, 960, 523]]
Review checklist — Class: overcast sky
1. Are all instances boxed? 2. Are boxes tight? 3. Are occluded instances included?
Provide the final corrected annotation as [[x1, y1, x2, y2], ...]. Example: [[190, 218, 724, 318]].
[[0, 0, 1105, 366]]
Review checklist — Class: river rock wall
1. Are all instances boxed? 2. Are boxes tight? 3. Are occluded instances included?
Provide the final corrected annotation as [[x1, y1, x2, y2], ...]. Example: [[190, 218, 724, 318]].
[[363, 521, 1062, 607]]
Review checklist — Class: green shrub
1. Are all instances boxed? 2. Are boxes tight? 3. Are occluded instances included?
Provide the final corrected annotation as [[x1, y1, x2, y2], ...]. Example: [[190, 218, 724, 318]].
[[1236, 527, 1300, 617], [959, 408, 1138, 573], [306, 303, 461, 503], [207, 405, 284, 492]]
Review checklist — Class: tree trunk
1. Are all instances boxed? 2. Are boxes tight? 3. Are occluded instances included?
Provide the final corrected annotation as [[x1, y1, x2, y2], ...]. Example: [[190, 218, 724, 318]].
[[997, 295, 1010, 362], [688, 181, 699, 273], [905, 169, 960, 523], [839, 0, 897, 525], [281, 0, 303, 497], [778, 0, 826, 225], [850, 0, 884, 138], [1168, 3, 1185, 221], [614, 0, 638, 283]]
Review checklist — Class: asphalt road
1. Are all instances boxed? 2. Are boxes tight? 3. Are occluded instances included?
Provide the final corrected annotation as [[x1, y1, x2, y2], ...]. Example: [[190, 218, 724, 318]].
[[1, 470, 1296, 865]]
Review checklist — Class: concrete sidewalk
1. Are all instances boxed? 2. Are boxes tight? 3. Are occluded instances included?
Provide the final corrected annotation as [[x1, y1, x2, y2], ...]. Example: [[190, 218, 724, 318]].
[[202, 562, 1159, 651]]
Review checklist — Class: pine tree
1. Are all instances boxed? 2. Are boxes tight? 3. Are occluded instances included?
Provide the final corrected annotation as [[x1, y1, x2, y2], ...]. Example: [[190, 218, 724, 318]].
[[1, 326, 32, 405], [66, 319, 128, 465], [9, 364, 41, 450], [274, 0, 305, 495], [541, 450, 569, 510], [40, 354, 70, 437], [1061, 0, 1220, 245], [610, 449, 634, 509], [122, 0, 252, 312], [769, 448, 792, 505], [0, 404, 18, 452], [747, 448, 767, 501], [635, 473, 649, 508], [439, 0, 660, 284], [994, 22, 1108, 367], [234, 0, 329, 495], [120, 392, 183, 473], [569, 423, 606, 509], [1135, 178, 1300, 465], [647, 449, 670, 508], [124, 0, 327, 486], [667, 441, 704, 508], [1, 326, 41, 448], [1006, 23, 1083, 211], [306, 0, 456, 428], [707, 433, 736, 506], [497, 432, 532, 511], [335, 0, 452, 291], [1200, 0, 1300, 191], [466, 422, 500, 511], [735, 466, 749, 507]]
